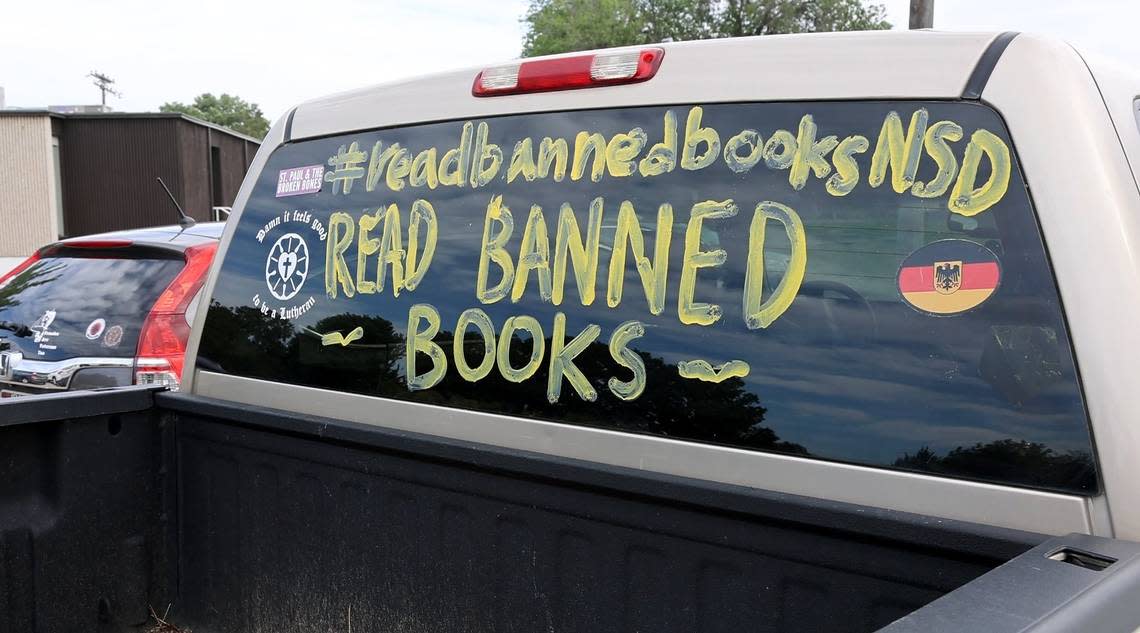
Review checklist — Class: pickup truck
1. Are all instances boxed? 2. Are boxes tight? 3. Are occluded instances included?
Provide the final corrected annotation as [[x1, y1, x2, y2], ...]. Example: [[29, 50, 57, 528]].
[[4, 30, 1140, 633]]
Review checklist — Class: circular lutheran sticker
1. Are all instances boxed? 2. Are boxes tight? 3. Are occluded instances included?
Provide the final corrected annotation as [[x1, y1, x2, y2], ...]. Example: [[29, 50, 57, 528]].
[[103, 325, 124, 348], [265, 232, 310, 301], [85, 318, 106, 340], [897, 239, 1001, 316]]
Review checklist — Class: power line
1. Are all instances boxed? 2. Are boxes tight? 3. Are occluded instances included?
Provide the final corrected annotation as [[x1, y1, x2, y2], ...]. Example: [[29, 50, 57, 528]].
[[87, 71, 122, 106]]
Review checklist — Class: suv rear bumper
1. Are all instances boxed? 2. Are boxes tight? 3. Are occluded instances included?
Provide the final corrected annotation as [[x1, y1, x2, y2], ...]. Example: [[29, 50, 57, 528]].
[[0, 353, 134, 393]]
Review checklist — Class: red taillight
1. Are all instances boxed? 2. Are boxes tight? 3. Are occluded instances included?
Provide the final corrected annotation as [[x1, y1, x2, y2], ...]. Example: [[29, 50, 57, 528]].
[[135, 242, 217, 389], [473, 48, 664, 97], [0, 252, 41, 287]]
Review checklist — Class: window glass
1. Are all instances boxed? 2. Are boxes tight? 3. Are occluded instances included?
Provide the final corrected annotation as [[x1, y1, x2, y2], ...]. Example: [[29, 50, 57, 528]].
[[0, 255, 182, 360], [200, 101, 1097, 493]]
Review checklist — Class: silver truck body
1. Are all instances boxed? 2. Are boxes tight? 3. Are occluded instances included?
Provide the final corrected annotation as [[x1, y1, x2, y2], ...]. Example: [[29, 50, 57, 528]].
[[185, 31, 1140, 540]]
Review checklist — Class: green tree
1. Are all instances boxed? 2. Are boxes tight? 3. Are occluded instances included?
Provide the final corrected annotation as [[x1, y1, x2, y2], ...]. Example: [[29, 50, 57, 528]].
[[717, 0, 891, 36], [521, 0, 890, 57], [159, 93, 270, 139], [894, 440, 1095, 491], [0, 260, 64, 312], [639, 0, 716, 43], [522, 0, 643, 58]]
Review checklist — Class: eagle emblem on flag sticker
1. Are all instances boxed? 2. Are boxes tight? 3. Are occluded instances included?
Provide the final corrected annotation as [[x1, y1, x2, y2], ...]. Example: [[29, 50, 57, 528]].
[[898, 241, 1000, 315], [934, 261, 963, 294]]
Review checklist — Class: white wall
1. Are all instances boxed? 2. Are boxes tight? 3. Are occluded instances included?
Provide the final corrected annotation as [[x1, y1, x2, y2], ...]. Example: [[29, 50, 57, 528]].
[[0, 114, 58, 257]]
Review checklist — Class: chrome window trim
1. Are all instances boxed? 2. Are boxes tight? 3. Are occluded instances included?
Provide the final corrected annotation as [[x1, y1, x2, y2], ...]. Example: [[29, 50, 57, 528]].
[[194, 370, 1098, 537], [0, 354, 134, 390]]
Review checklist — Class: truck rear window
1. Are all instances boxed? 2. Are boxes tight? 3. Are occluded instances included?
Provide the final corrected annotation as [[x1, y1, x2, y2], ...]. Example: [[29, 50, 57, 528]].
[[0, 255, 182, 360], [200, 101, 1097, 494]]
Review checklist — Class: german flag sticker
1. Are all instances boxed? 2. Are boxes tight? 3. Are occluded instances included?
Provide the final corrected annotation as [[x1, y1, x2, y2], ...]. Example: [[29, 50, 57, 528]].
[[898, 240, 1001, 315]]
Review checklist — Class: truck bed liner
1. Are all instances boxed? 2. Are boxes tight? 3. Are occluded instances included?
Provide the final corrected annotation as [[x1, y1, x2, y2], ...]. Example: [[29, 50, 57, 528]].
[[0, 387, 1046, 632]]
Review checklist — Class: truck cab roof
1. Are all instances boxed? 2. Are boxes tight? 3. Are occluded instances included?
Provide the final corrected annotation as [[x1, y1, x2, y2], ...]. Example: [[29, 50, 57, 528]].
[[287, 30, 1009, 141]]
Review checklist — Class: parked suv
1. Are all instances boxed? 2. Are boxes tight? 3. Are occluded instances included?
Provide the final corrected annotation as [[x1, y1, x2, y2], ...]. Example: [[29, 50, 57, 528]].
[[0, 222, 222, 396]]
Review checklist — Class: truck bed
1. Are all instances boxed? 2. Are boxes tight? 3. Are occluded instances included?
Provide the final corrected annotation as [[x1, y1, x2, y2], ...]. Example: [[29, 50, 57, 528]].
[[0, 387, 1080, 633]]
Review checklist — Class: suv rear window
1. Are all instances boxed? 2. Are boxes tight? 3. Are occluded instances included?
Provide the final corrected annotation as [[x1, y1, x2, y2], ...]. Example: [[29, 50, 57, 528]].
[[200, 101, 1097, 493], [0, 254, 182, 360]]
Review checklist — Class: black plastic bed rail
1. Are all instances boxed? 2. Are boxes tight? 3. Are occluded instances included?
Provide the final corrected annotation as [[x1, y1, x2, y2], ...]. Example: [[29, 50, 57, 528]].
[[883, 533, 1140, 632]]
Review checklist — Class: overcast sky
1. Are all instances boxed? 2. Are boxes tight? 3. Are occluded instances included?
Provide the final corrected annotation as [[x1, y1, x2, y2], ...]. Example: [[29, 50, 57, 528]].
[[0, 0, 1135, 122]]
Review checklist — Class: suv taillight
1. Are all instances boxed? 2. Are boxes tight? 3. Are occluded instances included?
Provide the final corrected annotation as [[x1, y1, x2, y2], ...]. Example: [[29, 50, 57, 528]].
[[135, 243, 217, 390]]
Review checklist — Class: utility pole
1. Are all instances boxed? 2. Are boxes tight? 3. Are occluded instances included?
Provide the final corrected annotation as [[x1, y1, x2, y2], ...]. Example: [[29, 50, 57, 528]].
[[87, 71, 122, 106], [909, 0, 934, 29]]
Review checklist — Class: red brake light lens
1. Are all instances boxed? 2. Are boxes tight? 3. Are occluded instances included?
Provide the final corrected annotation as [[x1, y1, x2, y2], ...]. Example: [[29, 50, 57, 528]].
[[60, 239, 133, 249], [473, 48, 664, 97], [135, 242, 217, 389]]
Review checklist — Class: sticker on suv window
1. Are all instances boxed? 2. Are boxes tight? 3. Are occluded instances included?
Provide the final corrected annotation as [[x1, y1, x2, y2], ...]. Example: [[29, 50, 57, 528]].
[[898, 240, 1001, 315], [103, 325, 124, 348], [85, 318, 106, 340], [30, 309, 59, 356]]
